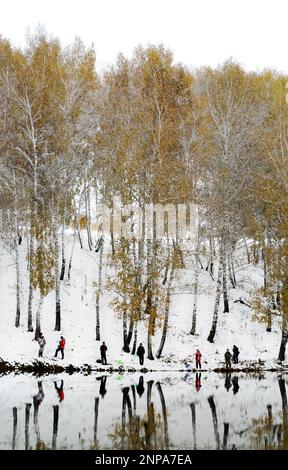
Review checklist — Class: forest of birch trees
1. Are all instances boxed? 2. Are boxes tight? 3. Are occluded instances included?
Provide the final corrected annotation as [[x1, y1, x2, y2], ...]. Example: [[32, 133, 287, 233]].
[[1, 32, 288, 361]]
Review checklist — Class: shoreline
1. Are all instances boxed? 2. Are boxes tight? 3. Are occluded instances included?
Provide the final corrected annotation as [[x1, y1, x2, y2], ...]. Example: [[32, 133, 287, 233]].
[[1, 359, 288, 375]]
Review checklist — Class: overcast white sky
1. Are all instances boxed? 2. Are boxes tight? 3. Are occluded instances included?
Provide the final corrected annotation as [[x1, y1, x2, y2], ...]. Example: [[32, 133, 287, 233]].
[[0, 0, 287, 72]]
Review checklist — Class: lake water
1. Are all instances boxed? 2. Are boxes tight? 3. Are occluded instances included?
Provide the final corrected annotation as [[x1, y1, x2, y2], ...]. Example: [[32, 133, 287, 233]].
[[0, 372, 287, 450]]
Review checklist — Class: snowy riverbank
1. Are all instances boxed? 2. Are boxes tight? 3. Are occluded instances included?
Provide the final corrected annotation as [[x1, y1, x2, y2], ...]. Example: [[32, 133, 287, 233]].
[[1, 233, 287, 371], [1, 357, 288, 376]]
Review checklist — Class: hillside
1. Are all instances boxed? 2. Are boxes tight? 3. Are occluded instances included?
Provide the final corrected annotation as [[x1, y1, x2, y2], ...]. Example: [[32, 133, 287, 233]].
[[0, 232, 286, 371]]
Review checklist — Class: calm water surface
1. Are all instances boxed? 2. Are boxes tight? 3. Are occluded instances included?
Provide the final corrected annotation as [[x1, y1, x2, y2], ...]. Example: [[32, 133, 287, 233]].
[[0, 372, 287, 450]]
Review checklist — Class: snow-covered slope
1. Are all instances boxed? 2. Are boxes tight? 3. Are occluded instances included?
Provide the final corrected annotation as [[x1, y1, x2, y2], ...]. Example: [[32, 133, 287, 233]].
[[0, 233, 286, 369]]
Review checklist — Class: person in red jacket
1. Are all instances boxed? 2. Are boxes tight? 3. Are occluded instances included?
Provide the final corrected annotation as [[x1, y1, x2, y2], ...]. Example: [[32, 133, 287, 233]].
[[54, 336, 66, 359], [195, 349, 202, 369]]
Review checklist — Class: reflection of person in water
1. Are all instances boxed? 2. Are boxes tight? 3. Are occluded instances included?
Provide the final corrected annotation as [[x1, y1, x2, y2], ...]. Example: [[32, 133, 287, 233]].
[[136, 376, 145, 397], [195, 373, 202, 392], [183, 372, 190, 383], [232, 376, 240, 395], [99, 376, 107, 398], [224, 373, 232, 392], [34, 381, 45, 405], [54, 380, 64, 402]]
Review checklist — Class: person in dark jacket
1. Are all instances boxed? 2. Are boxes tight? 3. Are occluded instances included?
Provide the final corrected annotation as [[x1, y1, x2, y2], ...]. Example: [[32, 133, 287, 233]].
[[54, 380, 64, 402], [37, 333, 46, 357], [54, 336, 65, 359], [232, 345, 240, 364], [225, 349, 232, 368], [100, 342, 107, 365], [137, 343, 145, 365]]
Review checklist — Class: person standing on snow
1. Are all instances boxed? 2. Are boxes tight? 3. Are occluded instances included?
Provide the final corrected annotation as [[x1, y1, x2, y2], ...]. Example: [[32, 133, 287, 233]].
[[100, 341, 107, 365], [232, 345, 240, 364], [225, 349, 232, 368], [37, 333, 46, 357], [137, 343, 145, 365], [54, 336, 66, 359], [195, 349, 202, 369]]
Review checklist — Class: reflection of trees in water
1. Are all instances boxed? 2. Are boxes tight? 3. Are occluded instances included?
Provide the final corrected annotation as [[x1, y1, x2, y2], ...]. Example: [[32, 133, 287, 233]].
[[251, 406, 279, 449], [109, 379, 170, 449], [13, 381, 58, 450], [12, 407, 17, 450], [33, 381, 47, 450], [251, 378, 288, 449], [207, 396, 220, 449], [156, 382, 169, 448], [131, 384, 136, 412], [191, 397, 231, 450], [190, 403, 197, 449], [222, 423, 229, 450], [52, 405, 59, 450], [91, 397, 99, 449], [33, 397, 41, 448], [8, 375, 288, 450], [207, 396, 231, 450], [279, 377, 288, 449], [145, 381, 155, 448], [90, 375, 107, 448], [25, 403, 32, 450]]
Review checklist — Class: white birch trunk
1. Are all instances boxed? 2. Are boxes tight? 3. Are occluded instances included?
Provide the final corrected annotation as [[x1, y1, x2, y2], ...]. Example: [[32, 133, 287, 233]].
[[34, 295, 44, 341], [207, 240, 224, 343], [96, 239, 104, 340], [190, 249, 199, 335]]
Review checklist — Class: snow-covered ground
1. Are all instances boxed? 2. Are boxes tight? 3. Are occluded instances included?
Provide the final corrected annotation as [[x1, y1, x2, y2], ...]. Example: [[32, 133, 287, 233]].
[[0, 372, 286, 450], [0, 232, 286, 370]]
